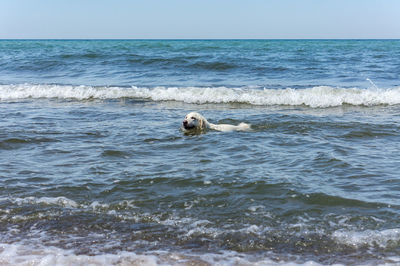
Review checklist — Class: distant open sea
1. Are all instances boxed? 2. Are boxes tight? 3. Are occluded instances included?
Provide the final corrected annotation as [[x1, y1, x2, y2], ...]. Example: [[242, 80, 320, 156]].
[[1, 39, 400, 265]]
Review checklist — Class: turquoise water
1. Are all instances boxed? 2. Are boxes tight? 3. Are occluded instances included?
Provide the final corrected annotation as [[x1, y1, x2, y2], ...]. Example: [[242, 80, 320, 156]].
[[1, 39, 399, 88], [1, 40, 400, 265]]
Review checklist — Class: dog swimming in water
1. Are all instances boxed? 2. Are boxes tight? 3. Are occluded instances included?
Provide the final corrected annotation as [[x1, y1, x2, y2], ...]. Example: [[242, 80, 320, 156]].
[[182, 112, 250, 132]]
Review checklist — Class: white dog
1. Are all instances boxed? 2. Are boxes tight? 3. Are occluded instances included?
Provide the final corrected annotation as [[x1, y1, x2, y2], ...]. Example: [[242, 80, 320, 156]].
[[182, 112, 250, 132]]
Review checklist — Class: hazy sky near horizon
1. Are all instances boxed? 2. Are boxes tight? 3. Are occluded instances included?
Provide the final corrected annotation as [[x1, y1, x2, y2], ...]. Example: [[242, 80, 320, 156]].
[[1, 0, 400, 39]]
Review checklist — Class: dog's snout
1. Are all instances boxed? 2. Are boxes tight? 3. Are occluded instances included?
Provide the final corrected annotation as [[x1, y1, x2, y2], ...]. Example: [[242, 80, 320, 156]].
[[183, 120, 188, 126]]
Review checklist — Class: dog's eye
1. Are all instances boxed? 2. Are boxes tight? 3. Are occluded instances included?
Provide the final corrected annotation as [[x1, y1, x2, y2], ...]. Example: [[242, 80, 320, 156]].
[[191, 117, 196, 120]]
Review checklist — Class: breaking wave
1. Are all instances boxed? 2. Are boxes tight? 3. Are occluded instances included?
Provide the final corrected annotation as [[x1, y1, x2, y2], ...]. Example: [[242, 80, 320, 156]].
[[0, 242, 328, 266], [2, 196, 400, 265], [1, 84, 400, 108]]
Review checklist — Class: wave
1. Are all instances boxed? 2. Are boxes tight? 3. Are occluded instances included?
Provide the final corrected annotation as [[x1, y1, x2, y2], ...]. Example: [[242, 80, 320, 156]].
[[3, 196, 400, 264], [0, 242, 326, 266], [1, 84, 400, 107], [0, 243, 160, 266], [333, 228, 400, 249], [189, 61, 237, 70]]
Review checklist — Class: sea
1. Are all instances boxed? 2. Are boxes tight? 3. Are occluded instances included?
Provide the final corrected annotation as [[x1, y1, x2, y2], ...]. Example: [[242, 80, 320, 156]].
[[0, 39, 400, 265]]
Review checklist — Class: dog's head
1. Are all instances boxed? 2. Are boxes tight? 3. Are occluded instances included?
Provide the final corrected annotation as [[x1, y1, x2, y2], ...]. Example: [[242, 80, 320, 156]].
[[182, 112, 207, 130]]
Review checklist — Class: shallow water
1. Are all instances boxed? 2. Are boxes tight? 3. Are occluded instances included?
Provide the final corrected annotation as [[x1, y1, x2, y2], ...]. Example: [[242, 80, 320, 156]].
[[1, 40, 400, 265]]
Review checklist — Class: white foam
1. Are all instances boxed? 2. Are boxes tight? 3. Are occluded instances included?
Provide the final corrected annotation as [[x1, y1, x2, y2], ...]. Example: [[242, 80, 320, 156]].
[[89, 201, 110, 211], [248, 205, 264, 212], [2, 84, 400, 107], [0, 242, 340, 266], [0, 243, 159, 266], [12, 196, 78, 208], [332, 228, 400, 248]]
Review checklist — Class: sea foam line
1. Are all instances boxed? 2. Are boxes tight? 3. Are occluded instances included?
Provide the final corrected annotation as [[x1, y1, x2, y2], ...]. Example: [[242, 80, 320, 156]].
[[0, 242, 328, 266], [1, 84, 400, 107]]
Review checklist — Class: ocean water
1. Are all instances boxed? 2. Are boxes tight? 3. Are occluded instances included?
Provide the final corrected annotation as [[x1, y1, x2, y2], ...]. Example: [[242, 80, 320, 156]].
[[1, 39, 400, 265]]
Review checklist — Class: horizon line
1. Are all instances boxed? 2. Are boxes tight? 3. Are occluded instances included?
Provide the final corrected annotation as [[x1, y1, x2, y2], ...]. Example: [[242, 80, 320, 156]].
[[1, 38, 399, 41]]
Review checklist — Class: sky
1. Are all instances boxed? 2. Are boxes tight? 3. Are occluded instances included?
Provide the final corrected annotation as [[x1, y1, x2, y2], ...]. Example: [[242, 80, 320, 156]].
[[1, 0, 400, 39]]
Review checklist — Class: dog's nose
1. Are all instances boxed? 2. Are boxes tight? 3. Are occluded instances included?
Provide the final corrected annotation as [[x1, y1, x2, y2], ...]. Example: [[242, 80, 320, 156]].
[[183, 120, 188, 126]]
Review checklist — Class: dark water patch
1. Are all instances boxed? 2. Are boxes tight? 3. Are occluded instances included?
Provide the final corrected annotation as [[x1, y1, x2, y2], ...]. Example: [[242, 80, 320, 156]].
[[254, 66, 290, 73], [342, 129, 398, 139], [347, 173, 379, 179], [23, 177, 51, 185], [1, 138, 28, 145], [373, 54, 387, 59], [366, 64, 381, 69], [189, 61, 237, 71], [101, 150, 130, 158], [143, 135, 182, 143], [250, 122, 279, 132], [61, 53, 102, 59], [312, 152, 351, 169], [12, 60, 65, 73], [127, 56, 188, 66], [82, 130, 109, 139], [41, 148, 73, 157], [0, 137, 59, 150], [296, 192, 384, 208]]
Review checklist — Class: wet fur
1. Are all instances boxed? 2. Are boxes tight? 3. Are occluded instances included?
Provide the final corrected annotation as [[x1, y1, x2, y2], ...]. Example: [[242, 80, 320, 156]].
[[182, 112, 250, 132]]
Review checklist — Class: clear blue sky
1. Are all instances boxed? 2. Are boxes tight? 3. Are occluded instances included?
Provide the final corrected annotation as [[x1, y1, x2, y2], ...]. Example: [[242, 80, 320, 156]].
[[1, 0, 399, 39]]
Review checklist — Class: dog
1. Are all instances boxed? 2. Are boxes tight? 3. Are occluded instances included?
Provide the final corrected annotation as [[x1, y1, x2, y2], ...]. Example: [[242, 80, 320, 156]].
[[182, 112, 250, 132]]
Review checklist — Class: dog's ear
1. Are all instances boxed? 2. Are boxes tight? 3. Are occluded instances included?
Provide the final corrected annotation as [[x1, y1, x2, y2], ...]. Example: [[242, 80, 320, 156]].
[[199, 119, 204, 129]]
